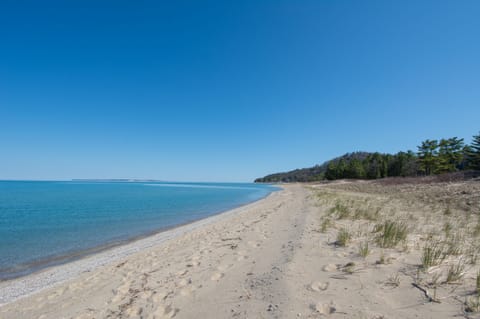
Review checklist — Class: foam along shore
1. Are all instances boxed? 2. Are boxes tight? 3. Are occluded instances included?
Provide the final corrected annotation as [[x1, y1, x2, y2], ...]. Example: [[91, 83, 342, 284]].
[[1, 181, 479, 318]]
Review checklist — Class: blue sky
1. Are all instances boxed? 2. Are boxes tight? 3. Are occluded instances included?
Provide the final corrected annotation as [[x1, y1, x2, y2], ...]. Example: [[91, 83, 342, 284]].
[[1, 0, 479, 182]]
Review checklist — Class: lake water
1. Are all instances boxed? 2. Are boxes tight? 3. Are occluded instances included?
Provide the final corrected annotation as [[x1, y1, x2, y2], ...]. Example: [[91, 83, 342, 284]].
[[0, 181, 277, 280]]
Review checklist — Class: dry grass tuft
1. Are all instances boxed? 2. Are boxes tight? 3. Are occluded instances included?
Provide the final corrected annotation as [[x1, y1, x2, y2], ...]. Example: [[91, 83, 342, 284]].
[[374, 220, 408, 248], [320, 218, 332, 233], [473, 220, 480, 237], [477, 270, 480, 295], [385, 273, 400, 287], [336, 228, 351, 247], [358, 241, 370, 258], [465, 296, 480, 313], [445, 261, 465, 283], [330, 201, 350, 219], [421, 241, 446, 270]]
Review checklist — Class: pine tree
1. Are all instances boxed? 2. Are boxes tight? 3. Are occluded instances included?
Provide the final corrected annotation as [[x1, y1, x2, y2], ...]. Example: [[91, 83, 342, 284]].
[[365, 153, 384, 179], [402, 150, 419, 176], [437, 137, 464, 173], [417, 139, 439, 175], [346, 158, 365, 179], [325, 162, 338, 180], [388, 151, 417, 177], [467, 132, 480, 170]]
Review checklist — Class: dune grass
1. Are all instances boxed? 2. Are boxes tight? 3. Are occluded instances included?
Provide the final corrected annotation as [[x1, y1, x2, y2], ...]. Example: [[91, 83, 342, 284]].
[[421, 241, 447, 270], [358, 241, 370, 258], [476, 270, 480, 294], [330, 201, 350, 219], [336, 228, 351, 247], [374, 220, 409, 248], [446, 261, 465, 283], [320, 218, 332, 233]]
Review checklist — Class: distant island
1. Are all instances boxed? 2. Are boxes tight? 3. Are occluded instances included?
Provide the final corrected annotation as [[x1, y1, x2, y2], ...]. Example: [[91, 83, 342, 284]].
[[255, 131, 480, 183]]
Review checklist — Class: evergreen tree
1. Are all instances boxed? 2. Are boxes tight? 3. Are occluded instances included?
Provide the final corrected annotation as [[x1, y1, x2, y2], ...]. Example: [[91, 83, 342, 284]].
[[336, 159, 347, 178], [467, 132, 480, 170], [417, 139, 439, 175], [365, 153, 385, 179], [255, 132, 478, 183], [437, 137, 464, 173], [402, 150, 419, 176], [388, 151, 416, 177], [325, 162, 338, 180], [346, 158, 365, 179]]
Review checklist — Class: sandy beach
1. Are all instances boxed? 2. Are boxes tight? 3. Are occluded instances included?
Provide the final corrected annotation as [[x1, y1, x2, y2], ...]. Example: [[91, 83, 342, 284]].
[[1, 181, 479, 318]]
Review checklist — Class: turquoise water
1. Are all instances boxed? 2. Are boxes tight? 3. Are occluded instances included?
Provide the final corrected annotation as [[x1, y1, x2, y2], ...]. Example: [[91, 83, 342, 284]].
[[0, 181, 277, 280]]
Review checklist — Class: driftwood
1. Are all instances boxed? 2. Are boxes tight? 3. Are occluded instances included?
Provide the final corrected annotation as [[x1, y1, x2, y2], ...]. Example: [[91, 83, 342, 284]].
[[412, 283, 441, 303]]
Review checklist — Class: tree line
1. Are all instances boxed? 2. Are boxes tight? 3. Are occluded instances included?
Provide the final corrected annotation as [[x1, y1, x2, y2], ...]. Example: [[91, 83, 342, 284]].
[[255, 131, 480, 183]]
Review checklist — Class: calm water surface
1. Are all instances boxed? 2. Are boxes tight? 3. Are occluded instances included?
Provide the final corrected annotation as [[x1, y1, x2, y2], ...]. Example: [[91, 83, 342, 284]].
[[0, 181, 278, 279]]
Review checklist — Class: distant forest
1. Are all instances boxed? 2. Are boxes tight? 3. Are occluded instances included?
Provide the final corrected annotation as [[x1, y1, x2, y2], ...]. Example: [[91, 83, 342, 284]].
[[255, 131, 480, 183]]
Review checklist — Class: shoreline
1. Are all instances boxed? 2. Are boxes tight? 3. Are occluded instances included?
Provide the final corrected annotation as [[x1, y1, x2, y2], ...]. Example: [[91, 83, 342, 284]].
[[0, 187, 278, 282], [2, 181, 474, 318], [0, 187, 282, 305]]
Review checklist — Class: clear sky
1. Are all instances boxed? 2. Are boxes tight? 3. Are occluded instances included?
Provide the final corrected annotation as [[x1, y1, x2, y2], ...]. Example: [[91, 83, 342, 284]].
[[1, 0, 479, 182]]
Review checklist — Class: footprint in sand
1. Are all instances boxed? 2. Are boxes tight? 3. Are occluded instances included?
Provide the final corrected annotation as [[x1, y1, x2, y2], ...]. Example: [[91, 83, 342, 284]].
[[177, 278, 192, 287], [35, 296, 45, 303], [117, 282, 131, 294], [179, 284, 201, 296], [125, 305, 143, 317], [247, 241, 261, 248], [176, 269, 188, 276], [47, 292, 58, 300], [236, 251, 249, 261], [217, 264, 232, 272], [139, 291, 154, 300], [309, 281, 329, 292], [68, 282, 82, 292], [210, 272, 224, 281], [179, 288, 191, 296], [151, 291, 168, 303], [110, 293, 124, 304], [312, 302, 336, 315], [151, 304, 177, 318], [322, 264, 337, 272], [110, 282, 132, 303]]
